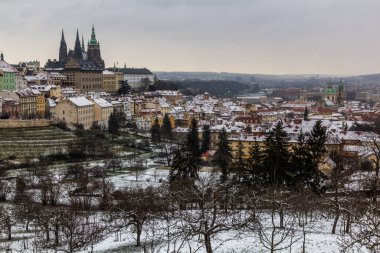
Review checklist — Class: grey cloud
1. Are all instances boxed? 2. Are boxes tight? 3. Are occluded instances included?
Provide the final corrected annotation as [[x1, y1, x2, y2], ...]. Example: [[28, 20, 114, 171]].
[[1, 0, 380, 74]]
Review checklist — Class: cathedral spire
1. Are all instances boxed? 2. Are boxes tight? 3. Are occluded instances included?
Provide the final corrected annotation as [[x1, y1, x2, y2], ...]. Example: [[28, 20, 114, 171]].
[[89, 24, 98, 45], [61, 29, 65, 42], [59, 29, 67, 62], [81, 34, 85, 51], [73, 29, 83, 60]]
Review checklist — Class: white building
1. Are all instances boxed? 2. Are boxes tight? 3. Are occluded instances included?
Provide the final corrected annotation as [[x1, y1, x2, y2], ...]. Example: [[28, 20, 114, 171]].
[[120, 68, 154, 90]]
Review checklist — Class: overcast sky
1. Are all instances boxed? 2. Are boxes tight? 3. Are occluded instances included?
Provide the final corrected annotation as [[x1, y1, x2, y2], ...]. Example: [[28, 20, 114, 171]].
[[1, 0, 380, 75]]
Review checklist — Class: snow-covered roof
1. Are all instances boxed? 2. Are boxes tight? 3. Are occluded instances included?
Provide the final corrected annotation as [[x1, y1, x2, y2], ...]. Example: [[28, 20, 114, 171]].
[[93, 98, 113, 108], [47, 98, 56, 107], [68, 97, 93, 107], [0, 60, 17, 73], [103, 70, 115, 75]]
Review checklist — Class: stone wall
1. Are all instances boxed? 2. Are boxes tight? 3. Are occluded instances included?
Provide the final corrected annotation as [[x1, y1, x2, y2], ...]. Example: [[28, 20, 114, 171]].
[[0, 119, 53, 128]]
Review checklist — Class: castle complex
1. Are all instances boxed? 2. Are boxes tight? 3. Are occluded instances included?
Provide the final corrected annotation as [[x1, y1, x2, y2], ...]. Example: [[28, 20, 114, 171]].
[[45, 26, 104, 91]]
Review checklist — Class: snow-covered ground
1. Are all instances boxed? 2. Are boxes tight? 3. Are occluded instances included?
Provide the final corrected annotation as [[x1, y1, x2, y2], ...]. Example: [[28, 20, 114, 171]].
[[0, 145, 374, 253]]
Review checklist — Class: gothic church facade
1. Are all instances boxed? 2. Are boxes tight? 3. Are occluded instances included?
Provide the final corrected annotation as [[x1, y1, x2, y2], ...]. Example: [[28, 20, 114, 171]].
[[45, 26, 104, 91]]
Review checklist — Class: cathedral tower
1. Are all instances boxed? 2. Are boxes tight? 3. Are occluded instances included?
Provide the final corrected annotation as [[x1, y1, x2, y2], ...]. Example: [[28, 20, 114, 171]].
[[59, 29, 67, 62], [73, 29, 83, 60], [336, 81, 345, 106], [87, 25, 104, 68]]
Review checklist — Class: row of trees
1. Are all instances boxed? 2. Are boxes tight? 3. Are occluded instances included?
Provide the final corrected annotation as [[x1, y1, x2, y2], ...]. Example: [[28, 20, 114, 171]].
[[151, 114, 174, 143], [170, 119, 328, 194]]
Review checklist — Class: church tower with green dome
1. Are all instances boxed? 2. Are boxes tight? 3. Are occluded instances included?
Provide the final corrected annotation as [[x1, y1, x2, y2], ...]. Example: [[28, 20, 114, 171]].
[[336, 81, 345, 106], [87, 25, 104, 68], [323, 81, 337, 103]]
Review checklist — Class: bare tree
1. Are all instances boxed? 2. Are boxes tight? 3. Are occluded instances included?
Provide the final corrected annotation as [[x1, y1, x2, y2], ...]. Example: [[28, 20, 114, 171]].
[[111, 186, 166, 247], [0, 179, 11, 202], [0, 205, 16, 240], [174, 176, 254, 253], [38, 207, 107, 253], [340, 202, 380, 253], [255, 190, 302, 253]]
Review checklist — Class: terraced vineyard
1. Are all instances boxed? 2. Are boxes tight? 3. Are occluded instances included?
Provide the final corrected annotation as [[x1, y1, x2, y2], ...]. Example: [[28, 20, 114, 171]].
[[0, 126, 78, 159]]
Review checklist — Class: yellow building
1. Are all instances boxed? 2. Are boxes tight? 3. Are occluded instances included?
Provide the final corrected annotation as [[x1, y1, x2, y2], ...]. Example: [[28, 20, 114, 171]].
[[49, 85, 62, 99], [149, 114, 175, 128], [63, 58, 103, 91], [92, 98, 113, 128], [228, 135, 266, 159], [15, 90, 37, 119], [32, 90, 46, 119], [102, 70, 123, 93], [55, 96, 94, 129], [258, 111, 279, 124]]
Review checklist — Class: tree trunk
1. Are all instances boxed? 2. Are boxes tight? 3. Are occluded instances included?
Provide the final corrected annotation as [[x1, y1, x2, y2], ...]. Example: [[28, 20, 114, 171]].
[[204, 234, 213, 253], [136, 223, 142, 247], [345, 213, 351, 234], [332, 211, 340, 234], [279, 208, 284, 228], [26, 219, 30, 232], [7, 225, 11, 240], [55, 223, 59, 245], [45, 225, 50, 241]]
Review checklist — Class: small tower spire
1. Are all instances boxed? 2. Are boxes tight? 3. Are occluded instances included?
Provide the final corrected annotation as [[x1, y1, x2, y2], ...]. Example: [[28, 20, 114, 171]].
[[89, 24, 97, 45], [61, 29, 65, 42], [73, 29, 83, 60], [59, 29, 68, 62], [0, 51, 3, 61], [81, 34, 85, 51]]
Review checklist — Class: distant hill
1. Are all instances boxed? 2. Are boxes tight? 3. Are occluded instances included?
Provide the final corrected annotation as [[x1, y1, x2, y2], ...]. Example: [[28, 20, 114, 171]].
[[155, 71, 380, 87]]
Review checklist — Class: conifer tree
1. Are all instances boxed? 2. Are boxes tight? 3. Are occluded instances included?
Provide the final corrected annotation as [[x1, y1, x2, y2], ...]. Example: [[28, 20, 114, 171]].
[[201, 125, 211, 153], [169, 118, 202, 183], [304, 120, 328, 192], [261, 121, 292, 188], [232, 139, 247, 182], [187, 118, 200, 158], [214, 128, 232, 182], [291, 129, 311, 188], [108, 112, 120, 139], [151, 117, 161, 143], [169, 146, 200, 182], [307, 120, 327, 162], [246, 138, 263, 185], [304, 106, 309, 120], [161, 114, 173, 140]]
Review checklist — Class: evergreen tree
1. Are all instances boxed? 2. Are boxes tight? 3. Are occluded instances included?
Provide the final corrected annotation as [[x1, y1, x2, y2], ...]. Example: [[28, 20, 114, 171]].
[[151, 117, 161, 143], [246, 138, 263, 185], [201, 125, 211, 153], [261, 121, 292, 188], [161, 114, 173, 140], [169, 145, 200, 182], [307, 120, 327, 165], [291, 129, 312, 188], [187, 118, 200, 157], [304, 120, 328, 193], [214, 128, 232, 182], [118, 80, 131, 95], [108, 112, 120, 137], [304, 106, 309, 120], [169, 118, 201, 183], [232, 139, 247, 182]]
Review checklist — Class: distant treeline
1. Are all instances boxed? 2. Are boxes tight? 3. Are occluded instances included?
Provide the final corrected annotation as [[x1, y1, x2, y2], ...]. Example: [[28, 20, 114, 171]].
[[152, 79, 251, 96]]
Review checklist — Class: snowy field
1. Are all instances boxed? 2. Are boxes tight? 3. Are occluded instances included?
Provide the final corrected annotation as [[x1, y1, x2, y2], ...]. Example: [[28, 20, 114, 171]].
[[0, 146, 375, 253], [0, 160, 371, 253]]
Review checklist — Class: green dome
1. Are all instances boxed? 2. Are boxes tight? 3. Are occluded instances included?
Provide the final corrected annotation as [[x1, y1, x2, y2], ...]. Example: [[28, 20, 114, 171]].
[[325, 87, 336, 95], [89, 25, 98, 45], [324, 81, 336, 95]]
